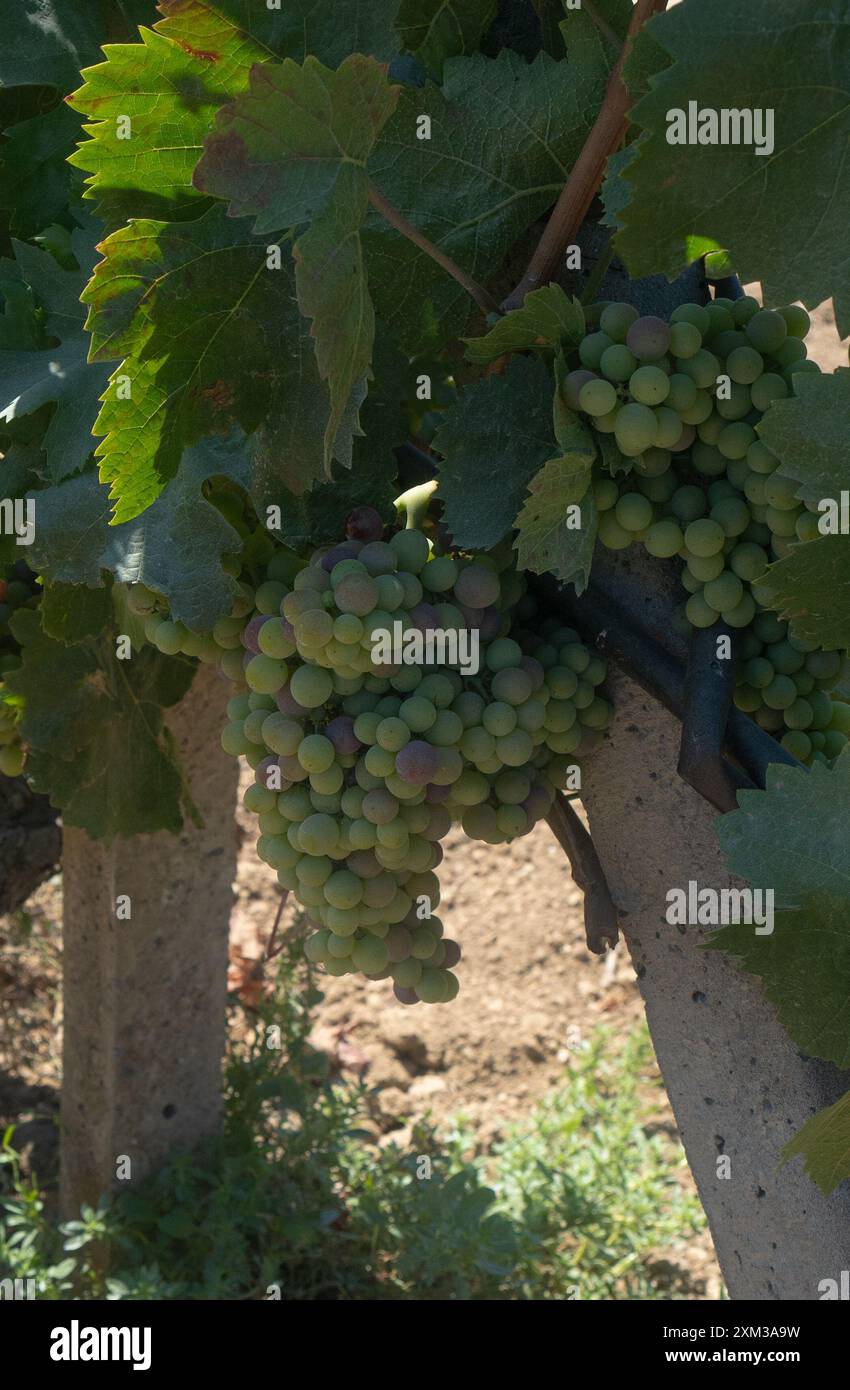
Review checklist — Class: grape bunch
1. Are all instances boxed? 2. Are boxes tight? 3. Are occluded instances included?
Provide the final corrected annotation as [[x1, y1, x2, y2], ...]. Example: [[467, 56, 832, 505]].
[[568, 296, 850, 765], [0, 561, 40, 778], [138, 505, 611, 1005]]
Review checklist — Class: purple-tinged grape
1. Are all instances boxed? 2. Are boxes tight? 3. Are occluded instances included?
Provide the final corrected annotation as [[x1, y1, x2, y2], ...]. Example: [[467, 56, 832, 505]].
[[324, 715, 361, 755], [563, 368, 597, 409], [430, 841, 444, 867], [441, 939, 462, 968], [320, 541, 361, 573], [256, 755, 279, 789], [242, 616, 267, 653], [358, 541, 398, 576], [346, 505, 384, 543], [346, 849, 382, 878], [396, 739, 439, 785], [454, 563, 500, 609], [425, 781, 451, 803], [393, 984, 421, 1006], [386, 925, 413, 962], [276, 687, 305, 717], [626, 315, 671, 361], [476, 607, 502, 642], [409, 601, 440, 632], [278, 754, 309, 783], [520, 655, 546, 690], [670, 423, 696, 452]]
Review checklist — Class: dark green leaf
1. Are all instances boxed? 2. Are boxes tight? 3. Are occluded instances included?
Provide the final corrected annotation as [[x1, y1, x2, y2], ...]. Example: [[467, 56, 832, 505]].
[[7, 606, 195, 838], [782, 1088, 850, 1195], [434, 356, 555, 550], [395, 0, 497, 79], [40, 579, 113, 643], [464, 286, 584, 364], [610, 0, 850, 333]]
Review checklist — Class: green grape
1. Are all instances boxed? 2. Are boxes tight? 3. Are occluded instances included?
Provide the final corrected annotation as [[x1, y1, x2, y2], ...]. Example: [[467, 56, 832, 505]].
[[496, 729, 534, 766], [452, 769, 490, 806], [669, 321, 702, 358], [600, 344, 637, 382], [415, 967, 449, 1004], [729, 542, 768, 582], [715, 383, 751, 421], [421, 555, 458, 593], [731, 295, 760, 326], [824, 730, 848, 760], [750, 373, 789, 412], [744, 656, 774, 689], [653, 406, 685, 449], [677, 349, 719, 389], [594, 405, 620, 434], [703, 571, 744, 613], [765, 506, 799, 538], [743, 473, 768, 508], [376, 716, 410, 752], [615, 493, 653, 533], [579, 378, 618, 416], [684, 518, 726, 557], [635, 446, 671, 478], [669, 486, 707, 524], [671, 303, 711, 336], [710, 496, 750, 537], [560, 643, 591, 674], [483, 702, 517, 737], [686, 551, 725, 583], [784, 698, 814, 730], [351, 935, 389, 974], [298, 813, 340, 856], [594, 477, 619, 511], [809, 691, 836, 730], [734, 684, 762, 713], [768, 640, 805, 675], [615, 402, 657, 456], [364, 744, 396, 778], [666, 373, 698, 413], [630, 365, 670, 405], [297, 855, 334, 887], [245, 655, 288, 695], [255, 580, 287, 615], [389, 528, 430, 572], [334, 572, 380, 616], [778, 305, 811, 338], [597, 512, 632, 550], [828, 701, 850, 734], [599, 302, 639, 341], [717, 422, 755, 460], [427, 709, 464, 746], [485, 637, 523, 671], [763, 473, 800, 511], [680, 390, 713, 426], [496, 804, 529, 838], [745, 309, 787, 355], [452, 691, 486, 727], [691, 442, 726, 477], [703, 301, 734, 335], [579, 331, 613, 369], [685, 593, 718, 629], [304, 930, 331, 964], [221, 721, 252, 756], [726, 346, 764, 384], [290, 665, 333, 708], [763, 674, 797, 710], [806, 649, 842, 682], [721, 593, 756, 629], [297, 734, 335, 774], [681, 568, 701, 595], [324, 869, 364, 910], [310, 764, 344, 796], [795, 512, 821, 543], [781, 730, 811, 761], [375, 574, 405, 611]]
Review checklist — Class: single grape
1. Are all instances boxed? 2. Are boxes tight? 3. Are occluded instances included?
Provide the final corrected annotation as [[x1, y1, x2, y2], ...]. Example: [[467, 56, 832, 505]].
[[579, 378, 618, 416], [703, 571, 744, 613], [600, 344, 638, 382], [346, 506, 384, 543], [644, 518, 684, 558], [626, 315, 671, 361], [290, 665, 333, 708], [778, 305, 811, 339], [614, 402, 657, 456], [599, 302, 639, 341], [684, 518, 726, 557], [726, 346, 763, 384], [745, 309, 788, 355], [615, 493, 653, 533], [669, 321, 702, 358], [579, 331, 613, 370], [563, 368, 598, 409], [629, 365, 670, 406]]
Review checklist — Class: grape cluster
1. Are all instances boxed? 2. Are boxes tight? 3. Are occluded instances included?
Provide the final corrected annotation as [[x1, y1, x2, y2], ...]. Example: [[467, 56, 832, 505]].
[[0, 562, 40, 777], [570, 296, 849, 764], [139, 510, 611, 1005]]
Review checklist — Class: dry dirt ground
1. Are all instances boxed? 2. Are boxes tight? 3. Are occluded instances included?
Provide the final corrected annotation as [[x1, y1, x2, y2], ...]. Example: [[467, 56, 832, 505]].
[[0, 300, 845, 1301]]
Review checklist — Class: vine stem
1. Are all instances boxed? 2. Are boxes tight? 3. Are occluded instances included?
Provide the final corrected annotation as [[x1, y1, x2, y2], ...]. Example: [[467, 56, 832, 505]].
[[367, 180, 501, 319], [502, 0, 667, 312], [546, 792, 620, 954]]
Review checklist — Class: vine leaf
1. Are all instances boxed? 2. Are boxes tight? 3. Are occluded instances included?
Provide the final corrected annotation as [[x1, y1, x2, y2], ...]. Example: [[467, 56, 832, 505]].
[[67, 1, 274, 226], [609, 0, 850, 333], [194, 55, 400, 469], [395, 0, 497, 79], [712, 754, 850, 1067], [464, 286, 585, 364], [7, 607, 196, 838], [434, 356, 556, 550], [26, 433, 252, 632], [363, 50, 603, 356], [782, 1088, 850, 1195], [83, 206, 330, 520], [755, 373, 850, 651], [40, 581, 113, 645], [0, 235, 110, 482]]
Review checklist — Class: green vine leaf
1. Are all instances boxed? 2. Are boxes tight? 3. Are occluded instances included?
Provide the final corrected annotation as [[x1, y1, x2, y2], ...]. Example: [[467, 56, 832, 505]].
[[0, 235, 110, 482], [40, 580, 113, 644], [67, 1, 274, 226], [712, 754, 850, 1067], [363, 50, 602, 356], [464, 286, 585, 364], [83, 206, 331, 519], [7, 606, 196, 838], [194, 54, 400, 469], [759, 537, 850, 654], [395, 0, 497, 79], [27, 434, 251, 632], [434, 356, 557, 550], [610, 0, 850, 333], [782, 1089, 850, 1195], [514, 454, 597, 590]]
